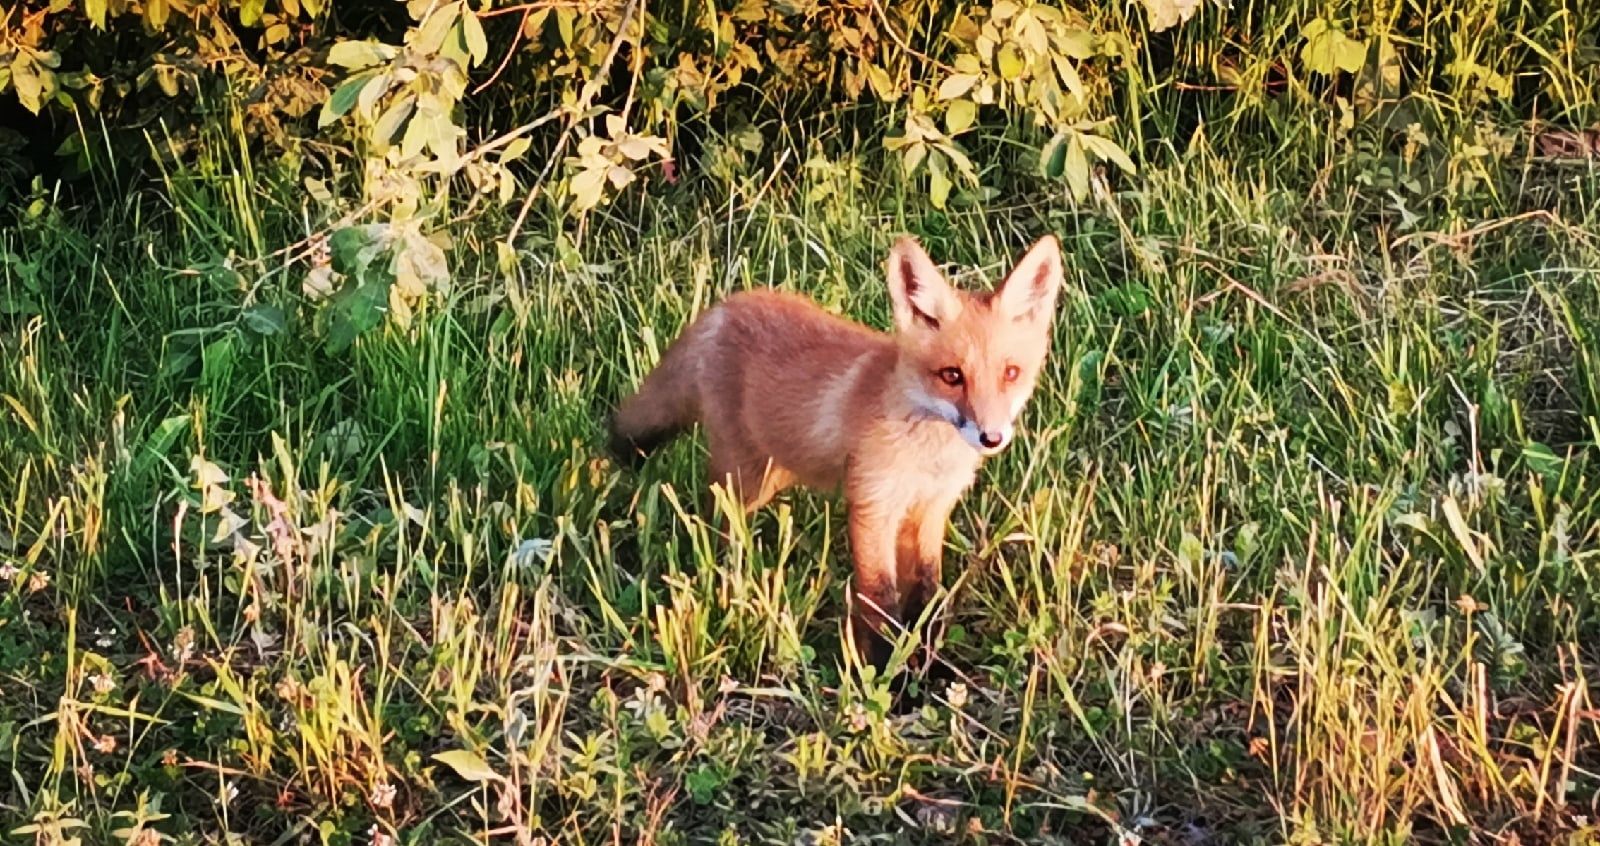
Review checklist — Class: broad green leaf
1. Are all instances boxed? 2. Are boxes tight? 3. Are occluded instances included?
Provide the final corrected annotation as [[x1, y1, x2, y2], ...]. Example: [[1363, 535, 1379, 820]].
[[317, 73, 371, 127], [131, 415, 190, 479], [1522, 442, 1563, 479], [86, 0, 107, 28], [241, 304, 287, 336], [433, 749, 502, 783], [945, 98, 977, 135], [325, 275, 390, 353], [329, 224, 390, 276], [1040, 132, 1067, 178], [327, 40, 394, 70]]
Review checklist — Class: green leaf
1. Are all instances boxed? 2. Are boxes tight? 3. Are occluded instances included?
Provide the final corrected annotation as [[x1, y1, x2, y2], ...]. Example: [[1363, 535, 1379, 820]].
[[945, 99, 977, 135], [325, 277, 389, 353], [241, 304, 287, 336], [1522, 442, 1563, 480], [85, 0, 107, 28], [432, 749, 502, 783], [318, 73, 371, 127], [1040, 132, 1067, 178], [130, 415, 190, 480], [329, 224, 390, 277], [686, 764, 725, 805], [327, 40, 394, 70]]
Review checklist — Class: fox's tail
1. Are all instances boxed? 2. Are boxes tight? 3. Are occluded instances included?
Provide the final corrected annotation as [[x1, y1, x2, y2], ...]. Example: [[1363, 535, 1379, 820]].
[[607, 324, 705, 467]]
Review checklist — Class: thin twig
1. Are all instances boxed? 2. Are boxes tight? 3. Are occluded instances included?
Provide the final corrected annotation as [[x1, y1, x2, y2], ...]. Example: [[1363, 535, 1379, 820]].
[[471, 5, 530, 96], [867, 0, 956, 74], [504, 0, 641, 248]]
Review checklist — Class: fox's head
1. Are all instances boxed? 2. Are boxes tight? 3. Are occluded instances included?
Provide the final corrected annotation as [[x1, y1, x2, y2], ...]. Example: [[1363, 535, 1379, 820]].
[[886, 234, 1064, 457]]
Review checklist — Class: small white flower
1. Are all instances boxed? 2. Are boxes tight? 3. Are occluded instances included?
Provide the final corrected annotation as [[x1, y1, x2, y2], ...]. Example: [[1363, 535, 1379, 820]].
[[946, 682, 969, 709], [510, 538, 554, 570]]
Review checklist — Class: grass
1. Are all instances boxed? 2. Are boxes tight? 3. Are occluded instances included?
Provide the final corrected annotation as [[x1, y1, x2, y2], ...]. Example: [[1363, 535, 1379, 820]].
[[4, 40, 1600, 846]]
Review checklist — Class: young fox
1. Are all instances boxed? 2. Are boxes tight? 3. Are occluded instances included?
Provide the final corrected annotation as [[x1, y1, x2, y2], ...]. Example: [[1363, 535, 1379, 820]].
[[609, 235, 1064, 673]]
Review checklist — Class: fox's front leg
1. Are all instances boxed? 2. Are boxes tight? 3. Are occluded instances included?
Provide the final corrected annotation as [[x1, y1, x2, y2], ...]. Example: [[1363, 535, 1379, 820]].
[[843, 492, 907, 675], [897, 494, 961, 680]]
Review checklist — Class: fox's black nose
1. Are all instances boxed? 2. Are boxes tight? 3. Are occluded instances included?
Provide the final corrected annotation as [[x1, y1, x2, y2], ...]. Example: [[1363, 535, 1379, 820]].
[[979, 431, 1004, 449]]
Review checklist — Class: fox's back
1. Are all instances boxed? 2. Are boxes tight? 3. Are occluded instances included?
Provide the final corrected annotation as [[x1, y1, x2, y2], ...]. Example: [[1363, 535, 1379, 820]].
[[682, 290, 896, 485]]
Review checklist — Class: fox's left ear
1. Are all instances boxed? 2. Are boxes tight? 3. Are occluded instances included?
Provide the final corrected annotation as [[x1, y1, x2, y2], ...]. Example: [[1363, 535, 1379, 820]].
[[993, 234, 1064, 323]]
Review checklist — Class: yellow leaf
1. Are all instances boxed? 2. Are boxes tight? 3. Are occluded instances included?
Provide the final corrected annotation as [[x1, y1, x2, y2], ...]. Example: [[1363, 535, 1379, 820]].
[[568, 167, 607, 211], [938, 73, 980, 101], [997, 43, 1025, 81], [945, 99, 977, 135], [433, 749, 503, 783]]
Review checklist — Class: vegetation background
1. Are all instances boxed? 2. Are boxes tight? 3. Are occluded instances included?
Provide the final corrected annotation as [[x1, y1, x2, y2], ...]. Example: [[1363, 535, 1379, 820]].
[[3, 0, 1600, 842]]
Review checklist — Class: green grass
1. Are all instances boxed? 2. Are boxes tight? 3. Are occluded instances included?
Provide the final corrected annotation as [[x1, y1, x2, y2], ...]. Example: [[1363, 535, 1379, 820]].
[[5, 64, 1600, 846]]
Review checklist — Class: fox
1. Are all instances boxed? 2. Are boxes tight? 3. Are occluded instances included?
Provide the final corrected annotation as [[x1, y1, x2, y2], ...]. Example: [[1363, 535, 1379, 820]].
[[608, 234, 1065, 678]]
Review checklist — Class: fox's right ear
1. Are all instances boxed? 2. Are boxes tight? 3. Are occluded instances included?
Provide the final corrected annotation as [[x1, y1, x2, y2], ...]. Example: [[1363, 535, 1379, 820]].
[[887, 237, 960, 332]]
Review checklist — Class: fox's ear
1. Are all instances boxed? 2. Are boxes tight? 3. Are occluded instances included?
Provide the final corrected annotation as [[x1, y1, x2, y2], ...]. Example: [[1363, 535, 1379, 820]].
[[994, 234, 1063, 323], [887, 236, 961, 332]]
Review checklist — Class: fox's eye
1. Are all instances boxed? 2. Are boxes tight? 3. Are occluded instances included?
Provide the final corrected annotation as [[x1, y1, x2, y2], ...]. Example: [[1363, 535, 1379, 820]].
[[937, 367, 965, 387], [1004, 365, 1021, 382]]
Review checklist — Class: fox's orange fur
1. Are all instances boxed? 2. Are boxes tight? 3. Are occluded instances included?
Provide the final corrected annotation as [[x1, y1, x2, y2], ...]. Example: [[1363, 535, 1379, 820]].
[[609, 235, 1065, 674]]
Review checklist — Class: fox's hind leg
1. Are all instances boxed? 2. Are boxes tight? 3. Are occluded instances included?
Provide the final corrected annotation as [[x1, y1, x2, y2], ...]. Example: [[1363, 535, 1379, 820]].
[[703, 444, 795, 541]]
